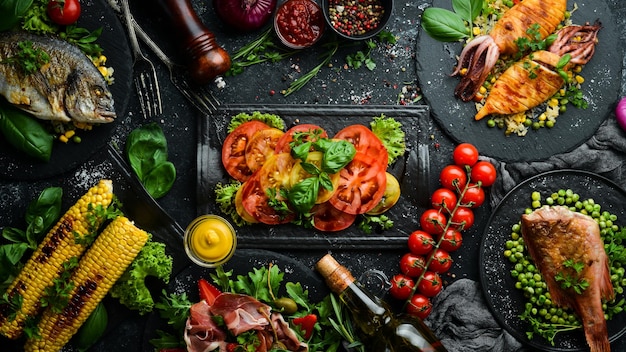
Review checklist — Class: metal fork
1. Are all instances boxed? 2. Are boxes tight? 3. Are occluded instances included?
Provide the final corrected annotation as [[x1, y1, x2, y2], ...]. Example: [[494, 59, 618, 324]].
[[131, 19, 220, 116], [120, 0, 162, 118]]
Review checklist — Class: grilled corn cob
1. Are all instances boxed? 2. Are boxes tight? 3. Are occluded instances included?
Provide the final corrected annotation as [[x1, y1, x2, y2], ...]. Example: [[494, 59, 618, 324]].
[[24, 216, 149, 352], [0, 179, 114, 339]]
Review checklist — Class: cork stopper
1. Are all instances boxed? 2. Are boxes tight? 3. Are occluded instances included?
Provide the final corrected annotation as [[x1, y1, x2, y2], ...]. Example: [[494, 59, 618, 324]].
[[316, 254, 356, 294]]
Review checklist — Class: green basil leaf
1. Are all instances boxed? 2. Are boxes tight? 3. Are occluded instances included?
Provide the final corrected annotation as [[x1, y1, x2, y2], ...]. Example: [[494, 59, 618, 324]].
[[322, 140, 355, 173], [142, 161, 176, 199], [556, 53, 571, 70], [319, 172, 334, 191], [0, 0, 33, 31], [421, 7, 469, 42], [2, 227, 26, 243], [0, 243, 29, 265], [0, 104, 53, 161], [290, 142, 311, 161], [125, 123, 169, 179], [25, 187, 62, 233], [453, 0, 483, 25], [25, 216, 44, 249], [287, 177, 319, 214], [300, 162, 321, 176]]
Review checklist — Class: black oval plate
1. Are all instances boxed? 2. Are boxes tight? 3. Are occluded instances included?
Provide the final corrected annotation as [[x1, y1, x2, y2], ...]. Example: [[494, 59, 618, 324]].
[[141, 249, 328, 350], [416, 0, 622, 163], [479, 170, 626, 351], [0, 0, 132, 180]]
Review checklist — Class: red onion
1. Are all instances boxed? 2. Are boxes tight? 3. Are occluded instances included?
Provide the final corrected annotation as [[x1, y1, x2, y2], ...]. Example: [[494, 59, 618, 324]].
[[213, 0, 277, 32], [616, 97, 626, 132]]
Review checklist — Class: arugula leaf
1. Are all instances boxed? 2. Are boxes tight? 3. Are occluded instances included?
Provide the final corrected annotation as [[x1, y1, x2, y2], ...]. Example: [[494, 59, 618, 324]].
[[285, 282, 310, 311]]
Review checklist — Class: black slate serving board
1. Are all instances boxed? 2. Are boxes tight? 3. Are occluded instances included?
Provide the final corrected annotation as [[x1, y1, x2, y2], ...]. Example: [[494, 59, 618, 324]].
[[416, 0, 623, 163], [0, 0, 133, 181]]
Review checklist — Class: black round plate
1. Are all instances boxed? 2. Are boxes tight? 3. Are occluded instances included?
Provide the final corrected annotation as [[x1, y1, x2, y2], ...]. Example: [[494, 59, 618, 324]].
[[416, 0, 622, 163], [141, 249, 328, 350], [479, 170, 626, 351], [0, 0, 132, 180]]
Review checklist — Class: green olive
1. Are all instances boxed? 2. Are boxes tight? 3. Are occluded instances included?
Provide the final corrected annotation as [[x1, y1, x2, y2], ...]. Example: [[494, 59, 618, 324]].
[[273, 297, 298, 315]]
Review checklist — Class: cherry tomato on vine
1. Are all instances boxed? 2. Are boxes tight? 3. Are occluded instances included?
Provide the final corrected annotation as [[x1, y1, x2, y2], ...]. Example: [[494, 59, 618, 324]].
[[431, 188, 457, 213], [450, 207, 474, 230], [399, 252, 426, 278], [438, 228, 463, 252], [419, 209, 447, 235], [470, 161, 497, 187], [439, 165, 467, 191], [452, 143, 479, 167], [406, 293, 433, 320], [460, 183, 485, 208], [428, 249, 453, 273], [47, 0, 81, 26], [417, 271, 443, 297], [389, 274, 415, 300], [407, 230, 435, 255]]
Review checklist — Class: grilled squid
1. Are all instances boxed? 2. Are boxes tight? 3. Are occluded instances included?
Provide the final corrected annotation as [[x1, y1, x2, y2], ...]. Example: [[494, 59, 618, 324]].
[[474, 22, 602, 121], [451, 0, 567, 102]]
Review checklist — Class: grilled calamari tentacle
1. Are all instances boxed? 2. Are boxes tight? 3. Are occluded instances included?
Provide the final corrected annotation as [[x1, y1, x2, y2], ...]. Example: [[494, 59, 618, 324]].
[[549, 22, 603, 65], [452, 35, 500, 102], [452, 0, 567, 102]]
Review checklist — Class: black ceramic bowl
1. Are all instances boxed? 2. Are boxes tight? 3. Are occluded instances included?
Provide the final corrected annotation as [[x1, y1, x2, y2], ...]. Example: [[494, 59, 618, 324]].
[[321, 0, 393, 40]]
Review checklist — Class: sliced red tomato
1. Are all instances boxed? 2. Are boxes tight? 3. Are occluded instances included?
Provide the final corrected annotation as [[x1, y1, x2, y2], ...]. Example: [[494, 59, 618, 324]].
[[274, 124, 327, 153], [198, 278, 221, 305], [311, 202, 356, 232], [222, 121, 270, 182], [258, 152, 297, 191], [292, 314, 318, 340], [334, 124, 388, 168], [235, 184, 258, 223], [245, 127, 285, 173], [241, 172, 295, 225], [328, 152, 386, 215]]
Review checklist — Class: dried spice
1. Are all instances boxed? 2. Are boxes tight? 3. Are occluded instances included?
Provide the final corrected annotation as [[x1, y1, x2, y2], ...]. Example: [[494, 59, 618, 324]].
[[327, 0, 385, 37]]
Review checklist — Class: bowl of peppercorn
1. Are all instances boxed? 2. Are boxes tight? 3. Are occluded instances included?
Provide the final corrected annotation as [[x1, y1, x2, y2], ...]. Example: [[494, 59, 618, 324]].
[[321, 0, 393, 40]]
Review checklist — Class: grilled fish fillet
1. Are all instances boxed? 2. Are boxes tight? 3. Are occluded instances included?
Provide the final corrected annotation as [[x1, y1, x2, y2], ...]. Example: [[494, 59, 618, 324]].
[[521, 205, 614, 352], [0, 31, 115, 123]]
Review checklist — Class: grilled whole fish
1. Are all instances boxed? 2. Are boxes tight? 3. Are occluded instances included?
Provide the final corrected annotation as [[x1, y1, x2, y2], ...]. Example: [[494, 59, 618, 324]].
[[521, 206, 614, 352], [0, 31, 115, 124]]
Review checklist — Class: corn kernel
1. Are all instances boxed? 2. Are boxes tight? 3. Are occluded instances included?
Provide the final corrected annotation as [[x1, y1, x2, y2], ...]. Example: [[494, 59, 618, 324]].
[[472, 27, 481, 36], [575, 75, 584, 84], [98, 66, 108, 77], [479, 86, 487, 94], [59, 135, 69, 143], [559, 88, 566, 96], [573, 65, 582, 73], [539, 113, 547, 121], [490, 77, 496, 84], [64, 130, 76, 139], [549, 98, 559, 107], [460, 68, 468, 76]]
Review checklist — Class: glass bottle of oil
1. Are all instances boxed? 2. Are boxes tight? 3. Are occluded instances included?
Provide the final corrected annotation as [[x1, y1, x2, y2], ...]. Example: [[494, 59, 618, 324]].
[[316, 254, 448, 352]]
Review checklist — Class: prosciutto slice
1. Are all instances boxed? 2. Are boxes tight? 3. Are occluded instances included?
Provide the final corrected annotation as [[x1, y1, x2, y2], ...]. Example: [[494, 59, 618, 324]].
[[271, 313, 309, 352], [209, 293, 272, 335], [184, 300, 227, 352]]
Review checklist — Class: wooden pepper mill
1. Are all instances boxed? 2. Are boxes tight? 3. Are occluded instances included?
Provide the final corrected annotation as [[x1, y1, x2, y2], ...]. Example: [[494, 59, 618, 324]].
[[156, 0, 231, 85]]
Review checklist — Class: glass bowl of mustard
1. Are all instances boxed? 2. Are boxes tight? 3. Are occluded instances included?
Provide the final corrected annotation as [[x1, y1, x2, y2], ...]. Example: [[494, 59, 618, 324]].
[[184, 215, 237, 267]]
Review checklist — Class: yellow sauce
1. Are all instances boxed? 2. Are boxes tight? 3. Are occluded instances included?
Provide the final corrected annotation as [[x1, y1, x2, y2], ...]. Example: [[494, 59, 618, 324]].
[[186, 215, 236, 266]]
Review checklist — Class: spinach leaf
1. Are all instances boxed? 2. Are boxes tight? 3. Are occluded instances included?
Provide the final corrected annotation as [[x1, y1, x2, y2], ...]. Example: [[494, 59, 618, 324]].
[[0, 103, 53, 161], [421, 7, 469, 42], [125, 123, 176, 199]]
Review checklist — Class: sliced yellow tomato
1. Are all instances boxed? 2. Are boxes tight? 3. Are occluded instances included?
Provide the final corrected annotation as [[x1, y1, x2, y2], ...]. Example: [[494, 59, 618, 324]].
[[245, 128, 285, 173], [259, 153, 297, 191], [366, 172, 401, 215], [235, 182, 258, 223], [289, 151, 340, 204]]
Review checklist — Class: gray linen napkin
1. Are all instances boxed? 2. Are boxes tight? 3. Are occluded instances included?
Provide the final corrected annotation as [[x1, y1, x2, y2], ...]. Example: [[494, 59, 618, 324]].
[[425, 279, 524, 352]]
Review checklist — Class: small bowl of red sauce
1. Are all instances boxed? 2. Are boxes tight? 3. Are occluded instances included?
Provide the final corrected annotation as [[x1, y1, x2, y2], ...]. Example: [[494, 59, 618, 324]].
[[322, 0, 393, 40], [274, 0, 326, 49]]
